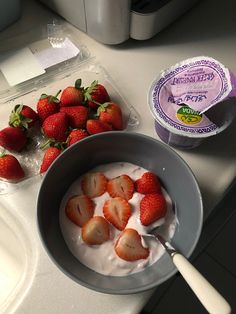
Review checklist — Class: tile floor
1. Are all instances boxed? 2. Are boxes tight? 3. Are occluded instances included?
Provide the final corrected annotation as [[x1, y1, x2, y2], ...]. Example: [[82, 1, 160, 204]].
[[142, 179, 236, 314]]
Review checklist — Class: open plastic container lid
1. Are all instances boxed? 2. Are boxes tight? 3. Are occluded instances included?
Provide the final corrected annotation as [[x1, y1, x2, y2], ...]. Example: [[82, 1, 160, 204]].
[[0, 21, 140, 194]]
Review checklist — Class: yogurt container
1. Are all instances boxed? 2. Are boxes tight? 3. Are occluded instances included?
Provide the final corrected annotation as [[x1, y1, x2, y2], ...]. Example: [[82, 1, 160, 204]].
[[148, 56, 236, 149]]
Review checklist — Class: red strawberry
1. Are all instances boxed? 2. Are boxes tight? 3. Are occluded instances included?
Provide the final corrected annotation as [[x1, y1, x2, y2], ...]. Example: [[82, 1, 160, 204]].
[[103, 197, 131, 231], [0, 153, 25, 181], [65, 195, 95, 227], [0, 127, 27, 152], [42, 112, 69, 142], [98, 102, 123, 130], [115, 228, 149, 261], [37, 90, 61, 122], [135, 172, 162, 195], [81, 172, 107, 198], [67, 129, 89, 146], [60, 106, 88, 129], [60, 79, 84, 107], [107, 174, 134, 200], [9, 104, 38, 129], [82, 216, 110, 245], [86, 119, 112, 135], [140, 193, 167, 226], [84, 80, 110, 109], [40, 147, 62, 173]]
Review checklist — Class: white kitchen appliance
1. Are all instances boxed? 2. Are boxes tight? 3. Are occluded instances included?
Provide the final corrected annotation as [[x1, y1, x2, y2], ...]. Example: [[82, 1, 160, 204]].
[[39, 0, 199, 44]]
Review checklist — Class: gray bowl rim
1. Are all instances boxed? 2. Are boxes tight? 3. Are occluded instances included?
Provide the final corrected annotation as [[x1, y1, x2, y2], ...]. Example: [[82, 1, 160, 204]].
[[37, 131, 203, 294]]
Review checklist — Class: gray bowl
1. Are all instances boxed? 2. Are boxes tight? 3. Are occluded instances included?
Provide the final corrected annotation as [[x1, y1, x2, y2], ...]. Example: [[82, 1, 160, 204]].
[[37, 131, 203, 294]]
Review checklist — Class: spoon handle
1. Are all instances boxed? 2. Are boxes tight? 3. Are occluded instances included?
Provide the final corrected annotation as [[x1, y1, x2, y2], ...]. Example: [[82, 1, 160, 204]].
[[172, 253, 231, 314]]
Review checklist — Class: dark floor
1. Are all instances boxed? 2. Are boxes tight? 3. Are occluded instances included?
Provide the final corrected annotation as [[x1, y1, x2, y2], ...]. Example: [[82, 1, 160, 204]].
[[142, 179, 236, 314]]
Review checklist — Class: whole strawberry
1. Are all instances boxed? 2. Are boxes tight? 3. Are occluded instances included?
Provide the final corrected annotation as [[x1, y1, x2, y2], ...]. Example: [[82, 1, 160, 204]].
[[0, 153, 25, 181], [67, 129, 89, 146], [135, 172, 162, 194], [40, 147, 62, 173], [42, 112, 69, 142], [60, 79, 84, 107], [60, 106, 88, 129], [84, 80, 110, 109], [98, 102, 123, 130], [0, 127, 27, 152], [86, 119, 112, 135], [140, 193, 167, 226], [9, 104, 38, 129], [37, 90, 61, 123]]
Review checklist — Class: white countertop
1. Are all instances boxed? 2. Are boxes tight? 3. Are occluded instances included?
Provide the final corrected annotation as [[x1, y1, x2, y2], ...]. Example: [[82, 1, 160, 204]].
[[0, 0, 236, 313]]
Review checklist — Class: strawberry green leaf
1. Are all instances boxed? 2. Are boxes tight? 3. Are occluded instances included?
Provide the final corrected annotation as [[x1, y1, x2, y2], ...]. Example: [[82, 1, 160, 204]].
[[87, 80, 98, 94], [0, 149, 6, 158], [75, 79, 82, 89], [40, 138, 66, 150], [96, 103, 110, 116], [9, 104, 32, 129], [49, 96, 60, 103], [40, 93, 49, 100], [40, 139, 55, 150]]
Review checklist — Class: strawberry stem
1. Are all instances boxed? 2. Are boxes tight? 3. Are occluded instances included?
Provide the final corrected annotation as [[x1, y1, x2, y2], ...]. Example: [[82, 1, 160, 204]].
[[55, 90, 61, 98]]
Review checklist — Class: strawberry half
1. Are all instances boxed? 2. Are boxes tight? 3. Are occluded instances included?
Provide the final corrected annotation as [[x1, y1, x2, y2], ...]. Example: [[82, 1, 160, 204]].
[[67, 129, 89, 146], [107, 174, 134, 200], [9, 104, 38, 129], [0, 127, 27, 152], [140, 193, 167, 226], [60, 105, 88, 129], [86, 119, 112, 135], [115, 228, 149, 261], [84, 80, 110, 109], [60, 79, 84, 107], [65, 194, 95, 227], [42, 112, 69, 142], [103, 196, 131, 231], [40, 147, 62, 173], [81, 172, 108, 198], [37, 90, 61, 123], [0, 153, 25, 181], [82, 216, 110, 245], [135, 172, 162, 195]]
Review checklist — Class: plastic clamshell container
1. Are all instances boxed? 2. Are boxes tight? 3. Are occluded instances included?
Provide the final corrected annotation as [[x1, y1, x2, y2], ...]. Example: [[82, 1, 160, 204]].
[[0, 25, 140, 193]]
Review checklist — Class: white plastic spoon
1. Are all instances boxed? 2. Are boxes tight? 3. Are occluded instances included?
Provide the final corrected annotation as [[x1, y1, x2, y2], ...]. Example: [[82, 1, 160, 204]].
[[143, 233, 231, 314]]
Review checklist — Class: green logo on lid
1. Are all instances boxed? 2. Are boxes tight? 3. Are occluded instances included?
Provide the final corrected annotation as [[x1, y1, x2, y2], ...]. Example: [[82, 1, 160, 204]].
[[176, 106, 202, 125]]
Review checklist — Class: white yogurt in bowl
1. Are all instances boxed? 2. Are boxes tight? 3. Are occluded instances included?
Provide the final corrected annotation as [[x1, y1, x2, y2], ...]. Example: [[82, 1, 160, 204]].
[[59, 162, 176, 276]]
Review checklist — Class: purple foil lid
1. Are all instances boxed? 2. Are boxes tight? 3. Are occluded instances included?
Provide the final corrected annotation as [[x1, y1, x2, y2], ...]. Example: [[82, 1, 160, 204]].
[[148, 56, 235, 139], [229, 72, 236, 97]]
